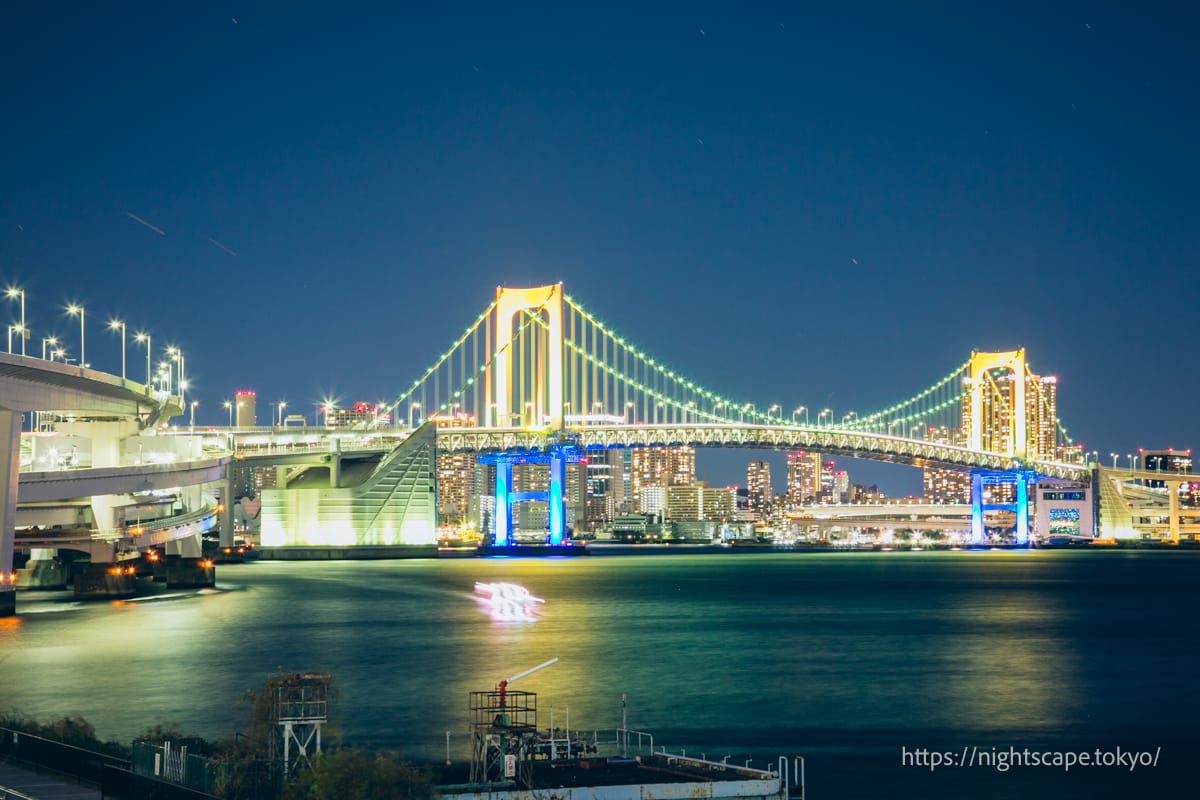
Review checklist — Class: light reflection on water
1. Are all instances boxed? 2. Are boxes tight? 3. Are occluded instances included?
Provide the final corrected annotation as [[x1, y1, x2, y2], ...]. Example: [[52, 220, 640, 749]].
[[1, 551, 1196, 798]]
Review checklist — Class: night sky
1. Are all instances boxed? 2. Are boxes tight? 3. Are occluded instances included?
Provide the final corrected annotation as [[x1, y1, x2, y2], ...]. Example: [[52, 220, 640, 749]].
[[2, 3, 1197, 492]]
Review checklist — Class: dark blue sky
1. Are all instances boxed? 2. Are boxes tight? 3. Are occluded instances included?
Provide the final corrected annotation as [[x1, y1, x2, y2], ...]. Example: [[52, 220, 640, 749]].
[[2, 3, 1197, 492]]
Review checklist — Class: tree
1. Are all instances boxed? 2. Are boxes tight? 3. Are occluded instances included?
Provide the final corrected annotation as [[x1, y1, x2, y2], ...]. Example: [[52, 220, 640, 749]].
[[281, 748, 436, 800]]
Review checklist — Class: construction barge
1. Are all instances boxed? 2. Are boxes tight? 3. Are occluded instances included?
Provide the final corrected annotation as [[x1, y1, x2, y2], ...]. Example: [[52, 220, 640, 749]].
[[438, 660, 805, 800]]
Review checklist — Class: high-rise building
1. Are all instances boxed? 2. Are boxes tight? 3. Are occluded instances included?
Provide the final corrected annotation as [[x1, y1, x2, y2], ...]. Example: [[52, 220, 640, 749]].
[[746, 460, 771, 515], [235, 390, 256, 428], [832, 470, 850, 504], [961, 370, 1058, 460], [922, 425, 970, 504], [786, 451, 821, 508], [630, 446, 695, 506], [435, 413, 478, 527], [584, 449, 626, 531]]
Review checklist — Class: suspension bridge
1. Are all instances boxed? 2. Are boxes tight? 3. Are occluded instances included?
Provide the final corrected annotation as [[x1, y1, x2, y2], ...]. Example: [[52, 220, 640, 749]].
[[260, 282, 1084, 550], [385, 284, 1082, 479]]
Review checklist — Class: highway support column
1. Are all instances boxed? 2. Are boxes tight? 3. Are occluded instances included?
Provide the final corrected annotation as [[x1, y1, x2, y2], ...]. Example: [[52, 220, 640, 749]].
[[0, 409, 19, 616]]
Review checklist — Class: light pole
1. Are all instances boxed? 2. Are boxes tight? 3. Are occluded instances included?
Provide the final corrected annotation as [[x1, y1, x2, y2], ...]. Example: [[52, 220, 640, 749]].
[[818, 408, 832, 427], [768, 404, 781, 423], [190, 400, 198, 428], [134, 332, 151, 394], [6, 288, 25, 356], [41, 336, 58, 360], [1127, 454, 1135, 471], [66, 304, 85, 367], [108, 319, 126, 381], [792, 406, 808, 425], [410, 402, 422, 429], [224, 400, 233, 428], [1109, 452, 1119, 469], [278, 401, 287, 426], [842, 411, 857, 426], [51, 348, 64, 362], [168, 347, 185, 408], [6, 325, 23, 354]]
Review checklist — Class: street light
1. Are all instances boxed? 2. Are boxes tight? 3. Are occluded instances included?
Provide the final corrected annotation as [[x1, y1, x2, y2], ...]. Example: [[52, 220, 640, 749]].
[[41, 336, 58, 360], [6, 288, 25, 356], [134, 332, 151, 394], [278, 401, 287, 427], [108, 319, 126, 381], [818, 408, 832, 426], [66, 304, 85, 367], [792, 406, 808, 425], [1127, 454, 1135, 471], [223, 400, 233, 427], [625, 400, 635, 425], [410, 402, 422, 429], [1109, 452, 1119, 469], [6, 325, 24, 354], [189, 400, 198, 428], [842, 411, 857, 426], [51, 348, 64, 362], [167, 347, 185, 408]]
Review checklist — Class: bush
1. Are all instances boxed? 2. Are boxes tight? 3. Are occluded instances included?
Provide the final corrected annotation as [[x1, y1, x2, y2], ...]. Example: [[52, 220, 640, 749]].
[[281, 748, 436, 800]]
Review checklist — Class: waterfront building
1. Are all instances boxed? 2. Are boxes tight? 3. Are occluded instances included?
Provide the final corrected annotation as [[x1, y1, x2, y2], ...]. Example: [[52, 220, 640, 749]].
[[1034, 479, 1093, 538], [666, 482, 734, 522], [639, 485, 666, 518], [235, 390, 256, 428]]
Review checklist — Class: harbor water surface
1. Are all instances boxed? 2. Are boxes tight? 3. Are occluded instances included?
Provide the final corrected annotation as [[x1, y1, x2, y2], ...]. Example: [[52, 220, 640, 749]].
[[2, 550, 1197, 798]]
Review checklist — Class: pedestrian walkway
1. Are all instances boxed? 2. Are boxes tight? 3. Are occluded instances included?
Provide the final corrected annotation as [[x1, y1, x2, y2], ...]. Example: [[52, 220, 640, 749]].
[[0, 760, 100, 800]]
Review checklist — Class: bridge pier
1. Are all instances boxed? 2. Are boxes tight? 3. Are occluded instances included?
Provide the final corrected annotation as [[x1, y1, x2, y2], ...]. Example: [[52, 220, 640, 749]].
[[165, 556, 215, 588], [970, 470, 1033, 545], [220, 466, 236, 548], [1167, 479, 1183, 544], [1, 408, 21, 616], [15, 547, 67, 590], [74, 563, 137, 599]]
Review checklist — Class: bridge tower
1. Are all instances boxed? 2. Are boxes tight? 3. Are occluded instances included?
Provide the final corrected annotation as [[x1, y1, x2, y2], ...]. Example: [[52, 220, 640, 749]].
[[966, 349, 1028, 460], [489, 284, 564, 430]]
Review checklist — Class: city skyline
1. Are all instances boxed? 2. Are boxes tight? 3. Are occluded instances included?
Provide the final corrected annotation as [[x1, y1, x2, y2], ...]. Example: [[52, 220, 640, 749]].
[[2, 5, 1197, 492]]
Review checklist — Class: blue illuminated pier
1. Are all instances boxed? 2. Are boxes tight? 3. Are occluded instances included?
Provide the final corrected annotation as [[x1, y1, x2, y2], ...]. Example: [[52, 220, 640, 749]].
[[970, 469, 1035, 545], [478, 443, 584, 546]]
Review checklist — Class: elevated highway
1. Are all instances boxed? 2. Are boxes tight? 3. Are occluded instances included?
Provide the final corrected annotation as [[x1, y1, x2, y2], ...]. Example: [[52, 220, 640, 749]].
[[1, 352, 181, 614]]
